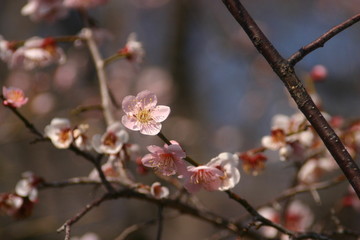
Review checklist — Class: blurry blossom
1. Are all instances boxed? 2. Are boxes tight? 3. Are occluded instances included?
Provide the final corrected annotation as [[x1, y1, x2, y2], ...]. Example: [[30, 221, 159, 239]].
[[30, 92, 56, 115], [70, 232, 101, 240], [1, 0, 360, 239]]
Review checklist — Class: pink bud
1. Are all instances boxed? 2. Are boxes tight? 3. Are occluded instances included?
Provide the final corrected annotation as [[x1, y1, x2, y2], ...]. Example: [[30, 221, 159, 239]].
[[310, 65, 327, 82]]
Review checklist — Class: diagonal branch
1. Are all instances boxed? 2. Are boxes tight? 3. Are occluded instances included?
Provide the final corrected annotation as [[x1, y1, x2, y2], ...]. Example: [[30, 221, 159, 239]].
[[288, 13, 360, 65], [2, 103, 115, 193], [221, 0, 360, 199], [57, 193, 110, 240]]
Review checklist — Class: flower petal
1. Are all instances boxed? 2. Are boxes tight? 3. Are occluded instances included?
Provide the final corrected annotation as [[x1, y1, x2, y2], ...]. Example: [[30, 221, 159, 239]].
[[141, 154, 155, 167], [136, 90, 157, 109], [140, 121, 161, 135], [122, 95, 137, 114], [147, 145, 163, 153], [151, 105, 170, 122], [121, 115, 141, 131]]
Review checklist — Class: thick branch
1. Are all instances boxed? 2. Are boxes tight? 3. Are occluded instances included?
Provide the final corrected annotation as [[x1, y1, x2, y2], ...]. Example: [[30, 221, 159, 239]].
[[221, 0, 360, 198], [289, 13, 360, 65]]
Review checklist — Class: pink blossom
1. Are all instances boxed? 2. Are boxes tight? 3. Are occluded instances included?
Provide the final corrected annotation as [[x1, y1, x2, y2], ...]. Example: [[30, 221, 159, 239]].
[[2, 86, 28, 108], [141, 141, 187, 176], [21, 0, 68, 22], [184, 165, 224, 193], [44, 118, 73, 149], [261, 113, 316, 161], [121, 90, 170, 135], [184, 152, 240, 193], [118, 33, 145, 63], [150, 182, 169, 199], [10, 37, 66, 70], [257, 207, 278, 238], [258, 201, 314, 239], [310, 64, 327, 82], [297, 155, 337, 184], [63, 0, 109, 9], [92, 122, 129, 154]]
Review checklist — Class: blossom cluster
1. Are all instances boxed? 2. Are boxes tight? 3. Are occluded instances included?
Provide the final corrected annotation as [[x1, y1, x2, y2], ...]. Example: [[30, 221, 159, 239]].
[[42, 90, 241, 195], [141, 140, 240, 193], [0, 172, 41, 219], [0, 31, 144, 71], [258, 200, 314, 239]]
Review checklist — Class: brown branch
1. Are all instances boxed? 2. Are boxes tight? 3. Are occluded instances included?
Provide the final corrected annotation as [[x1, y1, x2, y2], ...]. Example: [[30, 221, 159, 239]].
[[2, 100, 44, 139], [57, 188, 243, 238], [2, 102, 116, 193], [225, 190, 295, 237], [221, 0, 360, 199], [288, 13, 360, 65], [57, 193, 110, 240]]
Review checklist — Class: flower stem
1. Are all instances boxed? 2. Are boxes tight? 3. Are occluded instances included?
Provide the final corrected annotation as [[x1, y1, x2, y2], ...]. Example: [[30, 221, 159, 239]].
[[103, 53, 126, 66]]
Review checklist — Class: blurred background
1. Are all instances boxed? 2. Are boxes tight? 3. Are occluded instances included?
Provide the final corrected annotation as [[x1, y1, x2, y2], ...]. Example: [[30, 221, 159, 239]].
[[1, 0, 360, 239]]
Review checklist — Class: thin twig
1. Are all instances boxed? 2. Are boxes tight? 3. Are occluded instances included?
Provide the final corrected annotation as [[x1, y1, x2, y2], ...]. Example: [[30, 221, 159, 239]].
[[225, 190, 295, 237], [83, 28, 115, 126], [1, 99, 44, 139], [288, 13, 360, 65], [103, 53, 126, 66], [58, 193, 110, 239], [276, 175, 345, 204], [156, 205, 164, 240], [221, 0, 360, 199]]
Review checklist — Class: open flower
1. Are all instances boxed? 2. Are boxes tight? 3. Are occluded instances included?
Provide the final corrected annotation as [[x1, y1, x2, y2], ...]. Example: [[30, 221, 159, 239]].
[[44, 118, 73, 149], [2, 86, 28, 108], [92, 122, 129, 154], [121, 90, 170, 135], [10, 37, 66, 70], [184, 152, 240, 193], [150, 182, 169, 199], [118, 33, 145, 63], [141, 141, 187, 176]]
